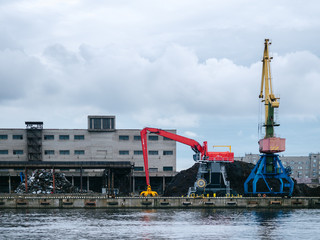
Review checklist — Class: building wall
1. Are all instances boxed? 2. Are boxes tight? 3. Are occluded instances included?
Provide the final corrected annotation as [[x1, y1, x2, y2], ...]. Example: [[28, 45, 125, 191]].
[[0, 121, 177, 175], [236, 153, 320, 184]]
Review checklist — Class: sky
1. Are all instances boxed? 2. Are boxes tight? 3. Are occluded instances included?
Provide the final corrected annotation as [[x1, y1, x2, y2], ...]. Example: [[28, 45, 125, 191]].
[[0, 0, 319, 170]]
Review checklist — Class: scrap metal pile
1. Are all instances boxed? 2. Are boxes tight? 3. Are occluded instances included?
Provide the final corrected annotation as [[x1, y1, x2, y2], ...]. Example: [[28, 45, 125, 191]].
[[15, 169, 79, 194]]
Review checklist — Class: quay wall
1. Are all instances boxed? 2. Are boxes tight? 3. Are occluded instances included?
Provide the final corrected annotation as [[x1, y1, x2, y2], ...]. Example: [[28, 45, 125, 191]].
[[1, 195, 320, 209]]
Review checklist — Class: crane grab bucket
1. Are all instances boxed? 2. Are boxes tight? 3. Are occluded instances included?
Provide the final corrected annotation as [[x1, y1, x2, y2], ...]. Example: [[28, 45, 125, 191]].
[[140, 185, 158, 197]]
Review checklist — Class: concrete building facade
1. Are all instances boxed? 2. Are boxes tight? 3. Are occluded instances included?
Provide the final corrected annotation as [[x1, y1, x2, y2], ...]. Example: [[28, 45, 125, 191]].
[[0, 116, 177, 194], [236, 153, 320, 184]]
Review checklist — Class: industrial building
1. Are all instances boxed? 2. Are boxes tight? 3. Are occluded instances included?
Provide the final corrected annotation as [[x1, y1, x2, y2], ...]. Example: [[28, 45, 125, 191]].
[[0, 116, 177, 194], [237, 153, 320, 184]]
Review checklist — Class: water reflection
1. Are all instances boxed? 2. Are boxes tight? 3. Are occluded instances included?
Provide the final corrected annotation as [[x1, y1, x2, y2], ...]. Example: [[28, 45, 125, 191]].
[[0, 208, 318, 240], [253, 209, 292, 239]]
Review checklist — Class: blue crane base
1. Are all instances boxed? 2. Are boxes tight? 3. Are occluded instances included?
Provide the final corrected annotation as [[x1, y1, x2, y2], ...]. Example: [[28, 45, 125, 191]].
[[244, 154, 294, 196]]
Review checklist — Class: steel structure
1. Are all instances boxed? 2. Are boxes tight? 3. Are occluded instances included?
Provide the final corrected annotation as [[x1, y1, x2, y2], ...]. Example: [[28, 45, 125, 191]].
[[244, 39, 294, 196], [140, 127, 234, 197], [25, 122, 43, 161]]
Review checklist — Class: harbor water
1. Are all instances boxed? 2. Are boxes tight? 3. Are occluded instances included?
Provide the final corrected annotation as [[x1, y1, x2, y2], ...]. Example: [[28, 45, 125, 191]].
[[0, 208, 319, 239]]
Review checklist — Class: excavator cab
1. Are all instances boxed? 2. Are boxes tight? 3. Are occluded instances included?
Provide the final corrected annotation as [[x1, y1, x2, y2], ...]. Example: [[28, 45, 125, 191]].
[[193, 153, 200, 161]]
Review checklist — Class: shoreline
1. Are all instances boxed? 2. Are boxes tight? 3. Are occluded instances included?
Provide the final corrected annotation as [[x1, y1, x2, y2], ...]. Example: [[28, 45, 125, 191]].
[[1, 194, 320, 209]]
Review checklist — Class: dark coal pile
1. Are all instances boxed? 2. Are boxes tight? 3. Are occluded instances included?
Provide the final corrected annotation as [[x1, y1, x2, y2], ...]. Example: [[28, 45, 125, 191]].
[[163, 163, 199, 196], [15, 169, 79, 194], [225, 160, 255, 195], [293, 180, 320, 197], [164, 161, 320, 197]]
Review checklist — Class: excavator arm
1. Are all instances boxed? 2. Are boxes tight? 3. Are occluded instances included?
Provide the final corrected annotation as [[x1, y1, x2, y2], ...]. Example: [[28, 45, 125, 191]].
[[141, 128, 205, 186], [140, 127, 206, 197]]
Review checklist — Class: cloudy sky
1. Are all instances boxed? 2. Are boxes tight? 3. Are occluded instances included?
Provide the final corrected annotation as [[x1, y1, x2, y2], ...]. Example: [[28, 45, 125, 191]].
[[1, 0, 319, 170]]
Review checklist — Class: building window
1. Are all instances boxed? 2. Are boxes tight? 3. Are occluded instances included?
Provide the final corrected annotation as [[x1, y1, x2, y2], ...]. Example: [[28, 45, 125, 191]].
[[149, 150, 158, 155], [0, 135, 8, 140], [93, 118, 101, 129], [148, 136, 158, 141], [74, 150, 85, 155], [163, 150, 173, 155], [119, 150, 129, 155], [59, 135, 69, 140], [134, 167, 143, 171], [59, 150, 70, 155], [13, 135, 23, 140], [13, 150, 24, 155], [134, 136, 141, 141], [45, 150, 55, 155], [134, 150, 143, 155], [102, 118, 115, 130], [149, 168, 158, 172], [119, 135, 129, 141], [88, 116, 115, 131], [163, 166, 173, 171], [44, 135, 54, 140], [0, 150, 8, 154], [74, 135, 85, 140]]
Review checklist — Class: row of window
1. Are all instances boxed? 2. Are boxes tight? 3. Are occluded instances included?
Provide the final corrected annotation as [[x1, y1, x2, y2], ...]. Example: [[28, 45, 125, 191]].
[[0, 150, 86, 155], [0, 134, 174, 142], [0, 150, 23, 155], [45, 135, 85, 140], [0, 135, 24, 140], [0, 149, 173, 156], [89, 117, 115, 131], [0, 134, 85, 140], [134, 166, 173, 172], [119, 150, 173, 156], [119, 135, 172, 141], [45, 150, 85, 155]]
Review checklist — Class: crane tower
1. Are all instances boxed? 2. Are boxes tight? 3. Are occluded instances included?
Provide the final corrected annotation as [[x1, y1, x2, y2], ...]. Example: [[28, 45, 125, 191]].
[[244, 39, 294, 196]]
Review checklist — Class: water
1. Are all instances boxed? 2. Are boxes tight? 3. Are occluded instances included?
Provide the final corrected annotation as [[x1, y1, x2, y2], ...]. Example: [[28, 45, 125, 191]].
[[0, 208, 319, 239]]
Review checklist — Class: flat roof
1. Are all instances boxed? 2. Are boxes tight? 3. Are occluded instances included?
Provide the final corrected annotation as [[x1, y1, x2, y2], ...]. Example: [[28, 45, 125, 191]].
[[0, 161, 133, 169]]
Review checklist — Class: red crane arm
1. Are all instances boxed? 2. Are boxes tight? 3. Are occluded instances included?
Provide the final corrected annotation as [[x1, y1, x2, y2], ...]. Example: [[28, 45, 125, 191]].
[[140, 127, 206, 186]]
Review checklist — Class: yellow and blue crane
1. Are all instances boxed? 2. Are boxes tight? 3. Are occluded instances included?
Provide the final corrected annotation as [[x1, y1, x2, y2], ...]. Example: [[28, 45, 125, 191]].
[[244, 39, 294, 196]]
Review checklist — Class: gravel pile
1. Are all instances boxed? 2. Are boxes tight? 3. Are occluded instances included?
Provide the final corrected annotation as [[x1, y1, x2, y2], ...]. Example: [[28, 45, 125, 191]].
[[15, 169, 79, 194]]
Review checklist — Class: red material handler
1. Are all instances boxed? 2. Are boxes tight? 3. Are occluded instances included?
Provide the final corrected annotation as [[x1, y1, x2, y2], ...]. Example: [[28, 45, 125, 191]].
[[140, 127, 234, 187]]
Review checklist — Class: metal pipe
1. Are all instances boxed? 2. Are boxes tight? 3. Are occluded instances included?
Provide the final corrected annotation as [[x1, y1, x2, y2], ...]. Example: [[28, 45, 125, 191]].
[[80, 167, 83, 193], [25, 168, 28, 193], [52, 168, 56, 193], [8, 175, 11, 193], [87, 176, 89, 192], [108, 168, 111, 196], [111, 170, 114, 194]]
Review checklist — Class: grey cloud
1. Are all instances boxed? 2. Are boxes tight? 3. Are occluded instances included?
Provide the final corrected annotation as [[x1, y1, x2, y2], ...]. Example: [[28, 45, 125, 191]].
[[0, 0, 320, 156], [0, 49, 44, 102], [43, 44, 80, 65]]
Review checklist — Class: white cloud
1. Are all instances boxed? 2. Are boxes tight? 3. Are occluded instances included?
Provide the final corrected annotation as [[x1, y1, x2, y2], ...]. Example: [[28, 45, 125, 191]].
[[0, 0, 320, 157]]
